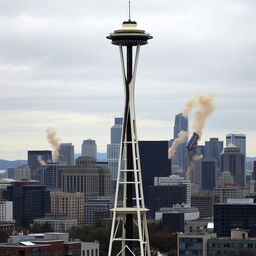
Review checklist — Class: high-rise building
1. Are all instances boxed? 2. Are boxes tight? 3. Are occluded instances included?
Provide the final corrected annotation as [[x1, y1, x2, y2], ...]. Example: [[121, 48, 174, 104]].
[[28, 150, 52, 180], [221, 144, 245, 187], [3, 180, 50, 224], [39, 163, 66, 189], [107, 117, 123, 180], [59, 143, 74, 166], [226, 134, 246, 156], [201, 159, 216, 190], [0, 201, 13, 221], [154, 175, 191, 206], [205, 138, 223, 168], [139, 141, 171, 206], [7, 164, 31, 180], [61, 157, 111, 201], [81, 139, 97, 160], [50, 191, 85, 224], [173, 113, 188, 171], [214, 198, 256, 237]]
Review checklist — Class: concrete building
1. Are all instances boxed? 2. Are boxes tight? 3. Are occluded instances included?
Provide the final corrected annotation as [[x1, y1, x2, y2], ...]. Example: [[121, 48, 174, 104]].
[[28, 150, 52, 180], [214, 198, 256, 237], [3, 180, 50, 224], [50, 191, 85, 224], [205, 138, 223, 168], [208, 229, 256, 256], [155, 204, 199, 221], [154, 175, 191, 206], [81, 241, 99, 256], [81, 139, 97, 160], [107, 117, 122, 180], [0, 201, 13, 221], [226, 133, 246, 156], [61, 156, 111, 201], [221, 144, 245, 187], [172, 113, 188, 171], [85, 198, 111, 225], [178, 232, 216, 256], [7, 164, 31, 180], [217, 171, 234, 187], [59, 143, 74, 166], [34, 213, 77, 232]]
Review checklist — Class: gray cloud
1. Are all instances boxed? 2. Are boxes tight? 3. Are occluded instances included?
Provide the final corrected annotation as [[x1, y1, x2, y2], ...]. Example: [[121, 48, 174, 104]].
[[0, 0, 255, 159]]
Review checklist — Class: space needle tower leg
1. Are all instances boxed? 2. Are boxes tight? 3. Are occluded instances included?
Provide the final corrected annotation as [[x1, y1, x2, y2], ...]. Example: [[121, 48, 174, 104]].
[[107, 19, 153, 256]]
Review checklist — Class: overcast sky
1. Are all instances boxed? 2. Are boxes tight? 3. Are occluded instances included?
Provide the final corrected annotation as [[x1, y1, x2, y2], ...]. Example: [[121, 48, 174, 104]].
[[0, 0, 255, 160]]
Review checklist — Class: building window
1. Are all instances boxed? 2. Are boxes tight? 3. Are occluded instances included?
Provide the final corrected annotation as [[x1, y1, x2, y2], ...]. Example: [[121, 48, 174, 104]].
[[87, 250, 89, 256]]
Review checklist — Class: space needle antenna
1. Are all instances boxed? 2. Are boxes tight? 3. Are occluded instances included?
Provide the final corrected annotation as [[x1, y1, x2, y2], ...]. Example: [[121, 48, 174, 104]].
[[129, 0, 131, 20]]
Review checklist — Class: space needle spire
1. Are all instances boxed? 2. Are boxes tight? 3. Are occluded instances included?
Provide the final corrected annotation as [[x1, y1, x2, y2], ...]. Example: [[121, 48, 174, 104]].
[[107, 7, 153, 256]]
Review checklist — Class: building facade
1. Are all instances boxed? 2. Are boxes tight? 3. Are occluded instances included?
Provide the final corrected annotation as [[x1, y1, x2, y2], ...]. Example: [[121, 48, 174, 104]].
[[226, 134, 246, 156], [81, 139, 97, 160], [28, 150, 52, 180], [7, 164, 31, 180], [61, 157, 111, 201], [3, 180, 50, 224], [205, 138, 223, 168], [221, 144, 245, 187], [59, 143, 74, 166], [0, 201, 13, 221], [50, 191, 85, 225]]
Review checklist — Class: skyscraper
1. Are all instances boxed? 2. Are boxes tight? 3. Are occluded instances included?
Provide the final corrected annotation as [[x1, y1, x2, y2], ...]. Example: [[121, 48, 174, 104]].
[[59, 143, 74, 166], [81, 139, 97, 160], [173, 113, 188, 171], [201, 159, 216, 190], [205, 138, 223, 168], [221, 144, 245, 187], [107, 117, 123, 180], [28, 150, 52, 180], [226, 134, 246, 156]]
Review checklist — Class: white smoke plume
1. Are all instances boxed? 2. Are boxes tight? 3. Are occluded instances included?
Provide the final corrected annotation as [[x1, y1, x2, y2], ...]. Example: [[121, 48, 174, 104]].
[[182, 92, 216, 137], [46, 127, 61, 162], [168, 131, 187, 158], [37, 155, 47, 165]]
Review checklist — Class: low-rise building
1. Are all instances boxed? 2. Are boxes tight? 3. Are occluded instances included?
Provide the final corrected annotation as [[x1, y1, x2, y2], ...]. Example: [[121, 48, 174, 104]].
[[178, 232, 216, 256], [34, 213, 77, 232], [81, 241, 99, 256]]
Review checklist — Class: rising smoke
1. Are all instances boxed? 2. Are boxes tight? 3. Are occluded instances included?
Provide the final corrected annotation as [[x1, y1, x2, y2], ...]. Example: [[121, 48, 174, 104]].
[[168, 131, 187, 158], [182, 92, 215, 137], [46, 127, 61, 162], [37, 155, 47, 165]]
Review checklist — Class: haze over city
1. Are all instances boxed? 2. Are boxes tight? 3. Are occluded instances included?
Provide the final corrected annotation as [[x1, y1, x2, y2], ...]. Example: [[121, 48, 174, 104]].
[[0, 0, 255, 160]]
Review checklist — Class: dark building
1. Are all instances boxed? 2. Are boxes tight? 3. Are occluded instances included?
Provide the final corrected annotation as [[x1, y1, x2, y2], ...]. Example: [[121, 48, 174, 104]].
[[39, 164, 65, 189], [173, 113, 188, 171], [205, 138, 223, 168], [221, 145, 245, 187], [196, 145, 205, 157], [201, 159, 216, 190], [214, 199, 256, 237], [138, 141, 171, 207], [3, 180, 50, 224], [191, 192, 217, 218], [162, 212, 184, 233], [148, 184, 187, 218], [28, 150, 52, 180], [252, 161, 256, 180]]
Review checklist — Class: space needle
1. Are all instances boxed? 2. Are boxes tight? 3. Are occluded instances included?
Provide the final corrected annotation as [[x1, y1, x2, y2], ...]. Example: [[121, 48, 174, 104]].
[[107, 3, 153, 256]]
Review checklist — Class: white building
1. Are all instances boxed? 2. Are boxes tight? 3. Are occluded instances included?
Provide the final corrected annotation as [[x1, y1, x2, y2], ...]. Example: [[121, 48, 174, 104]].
[[154, 175, 191, 206], [81, 241, 100, 256], [0, 201, 13, 221], [34, 213, 78, 232]]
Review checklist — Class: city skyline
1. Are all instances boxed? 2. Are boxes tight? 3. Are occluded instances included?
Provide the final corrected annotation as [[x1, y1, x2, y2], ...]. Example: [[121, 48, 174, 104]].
[[1, 0, 256, 160]]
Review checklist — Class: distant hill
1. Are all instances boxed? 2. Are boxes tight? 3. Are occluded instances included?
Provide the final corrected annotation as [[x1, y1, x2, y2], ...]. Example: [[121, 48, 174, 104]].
[[0, 160, 27, 170]]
